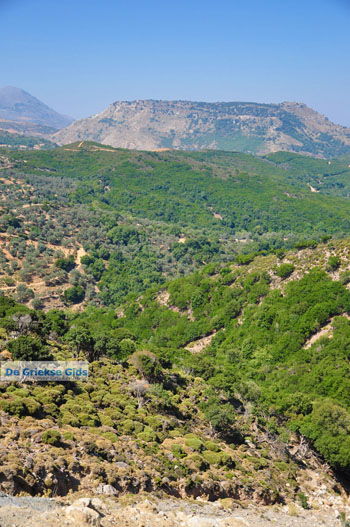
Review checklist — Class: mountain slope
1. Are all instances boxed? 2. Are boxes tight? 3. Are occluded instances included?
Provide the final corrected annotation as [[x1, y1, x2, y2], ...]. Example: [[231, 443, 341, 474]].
[[3, 142, 350, 308], [0, 241, 349, 510], [99, 238, 350, 478], [0, 86, 73, 134], [53, 99, 350, 158]]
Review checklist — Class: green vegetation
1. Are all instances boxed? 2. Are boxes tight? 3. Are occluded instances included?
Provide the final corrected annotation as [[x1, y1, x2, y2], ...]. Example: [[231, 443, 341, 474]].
[[0, 131, 54, 149], [275, 263, 294, 278], [0, 143, 350, 500], [1, 143, 350, 307]]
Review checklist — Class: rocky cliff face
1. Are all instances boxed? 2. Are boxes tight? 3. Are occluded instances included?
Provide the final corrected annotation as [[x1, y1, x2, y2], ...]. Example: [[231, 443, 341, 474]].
[[53, 99, 350, 158]]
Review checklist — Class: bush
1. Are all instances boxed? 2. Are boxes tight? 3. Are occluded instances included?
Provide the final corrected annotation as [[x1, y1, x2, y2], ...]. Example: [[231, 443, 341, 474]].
[[14, 284, 34, 303], [185, 435, 203, 451], [129, 351, 162, 381], [235, 253, 255, 265], [298, 492, 309, 510], [171, 444, 186, 458], [55, 256, 76, 272], [340, 271, 350, 285], [119, 338, 136, 356], [77, 413, 100, 427], [294, 240, 317, 250], [202, 450, 222, 465], [0, 397, 25, 416], [41, 429, 61, 446], [137, 426, 158, 442], [62, 431, 74, 441], [63, 285, 85, 304], [200, 395, 236, 434], [327, 256, 341, 272], [276, 263, 294, 279], [204, 440, 221, 452]]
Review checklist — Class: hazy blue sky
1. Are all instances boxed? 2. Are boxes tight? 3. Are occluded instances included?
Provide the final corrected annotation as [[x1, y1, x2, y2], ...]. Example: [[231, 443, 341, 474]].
[[1, 0, 349, 124]]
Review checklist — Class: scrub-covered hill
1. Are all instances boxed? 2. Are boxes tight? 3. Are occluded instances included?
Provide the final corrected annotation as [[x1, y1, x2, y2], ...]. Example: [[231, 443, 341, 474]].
[[2, 142, 350, 308], [0, 239, 350, 510]]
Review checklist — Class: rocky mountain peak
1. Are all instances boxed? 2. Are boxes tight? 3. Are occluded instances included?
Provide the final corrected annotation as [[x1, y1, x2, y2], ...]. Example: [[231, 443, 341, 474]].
[[0, 86, 73, 131], [53, 98, 350, 158]]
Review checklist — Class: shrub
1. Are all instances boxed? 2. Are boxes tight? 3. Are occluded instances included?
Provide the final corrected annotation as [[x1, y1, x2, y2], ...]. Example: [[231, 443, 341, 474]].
[[23, 397, 41, 415], [298, 492, 309, 510], [129, 351, 162, 381], [202, 450, 222, 465], [204, 440, 221, 452], [119, 338, 136, 356], [41, 429, 61, 446], [63, 285, 85, 304], [14, 284, 34, 303], [200, 395, 236, 434], [62, 431, 74, 441], [340, 271, 350, 285], [0, 397, 25, 416], [77, 413, 100, 427], [184, 453, 208, 471], [235, 253, 255, 265], [327, 256, 341, 272], [276, 263, 294, 279], [101, 431, 118, 443], [171, 444, 186, 458], [295, 240, 317, 250], [137, 426, 158, 442], [55, 256, 76, 272], [120, 419, 143, 435], [32, 297, 44, 310], [185, 436, 203, 451], [60, 412, 80, 427]]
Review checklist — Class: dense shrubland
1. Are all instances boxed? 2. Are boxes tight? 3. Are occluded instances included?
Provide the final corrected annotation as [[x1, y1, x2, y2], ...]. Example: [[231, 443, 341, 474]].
[[0, 144, 350, 500], [1, 143, 350, 307], [1, 238, 350, 484]]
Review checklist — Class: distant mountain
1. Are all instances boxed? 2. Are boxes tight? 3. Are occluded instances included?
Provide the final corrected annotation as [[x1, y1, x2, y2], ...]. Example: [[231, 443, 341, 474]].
[[0, 86, 73, 134], [53, 99, 350, 158]]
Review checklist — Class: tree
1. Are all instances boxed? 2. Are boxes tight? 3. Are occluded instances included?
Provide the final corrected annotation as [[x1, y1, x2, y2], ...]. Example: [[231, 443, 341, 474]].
[[63, 286, 85, 305], [65, 326, 95, 360], [129, 351, 162, 382], [8, 336, 48, 360], [55, 256, 76, 272]]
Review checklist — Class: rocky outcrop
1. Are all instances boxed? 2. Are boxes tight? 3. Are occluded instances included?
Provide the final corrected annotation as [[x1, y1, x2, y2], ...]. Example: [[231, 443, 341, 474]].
[[52, 99, 350, 158]]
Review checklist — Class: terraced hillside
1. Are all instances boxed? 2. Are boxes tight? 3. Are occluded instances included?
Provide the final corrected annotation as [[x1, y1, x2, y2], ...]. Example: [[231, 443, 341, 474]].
[[2, 142, 350, 308]]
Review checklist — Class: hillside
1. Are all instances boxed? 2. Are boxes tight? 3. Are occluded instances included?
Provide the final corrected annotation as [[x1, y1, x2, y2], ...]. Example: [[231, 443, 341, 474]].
[[2, 142, 350, 309], [0, 239, 349, 517], [53, 99, 350, 158], [0, 142, 350, 519], [0, 130, 55, 150], [0, 86, 73, 136]]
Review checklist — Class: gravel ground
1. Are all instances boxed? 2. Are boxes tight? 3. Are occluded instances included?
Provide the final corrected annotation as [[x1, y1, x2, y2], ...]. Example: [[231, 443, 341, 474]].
[[0, 494, 346, 527]]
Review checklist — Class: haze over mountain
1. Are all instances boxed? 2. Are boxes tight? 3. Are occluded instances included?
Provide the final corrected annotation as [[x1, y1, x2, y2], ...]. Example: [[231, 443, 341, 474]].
[[53, 99, 350, 158], [0, 86, 73, 135]]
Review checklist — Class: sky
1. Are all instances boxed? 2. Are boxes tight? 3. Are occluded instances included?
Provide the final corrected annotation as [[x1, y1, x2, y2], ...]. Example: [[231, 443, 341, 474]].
[[1, 0, 350, 124]]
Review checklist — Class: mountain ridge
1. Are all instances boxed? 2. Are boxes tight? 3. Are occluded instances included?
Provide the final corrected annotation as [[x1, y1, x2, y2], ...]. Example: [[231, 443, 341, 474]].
[[53, 99, 350, 158], [0, 86, 73, 134]]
